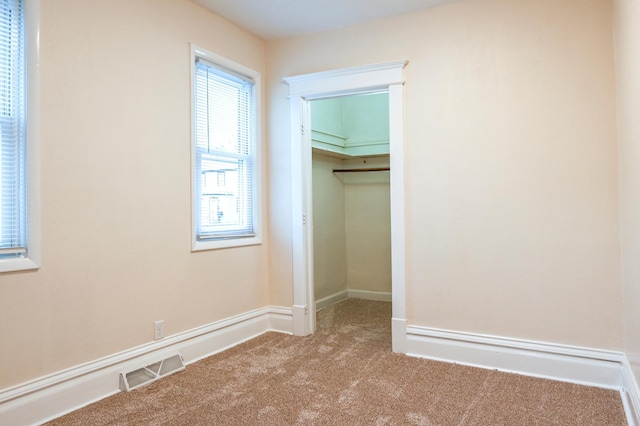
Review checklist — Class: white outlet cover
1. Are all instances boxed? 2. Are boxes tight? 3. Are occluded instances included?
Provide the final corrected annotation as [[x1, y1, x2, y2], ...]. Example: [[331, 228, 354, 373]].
[[154, 320, 164, 340]]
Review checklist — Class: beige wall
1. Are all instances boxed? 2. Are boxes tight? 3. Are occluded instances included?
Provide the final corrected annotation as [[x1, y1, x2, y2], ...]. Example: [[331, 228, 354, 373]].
[[615, 0, 640, 385], [312, 154, 348, 300], [312, 155, 392, 299], [344, 159, 391, 293], [267, 0, 622, 349], [0, 0, 268, 388]]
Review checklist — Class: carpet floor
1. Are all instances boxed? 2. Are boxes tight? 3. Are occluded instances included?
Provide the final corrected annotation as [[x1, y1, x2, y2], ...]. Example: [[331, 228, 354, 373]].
[[48, 299, 627, 425]]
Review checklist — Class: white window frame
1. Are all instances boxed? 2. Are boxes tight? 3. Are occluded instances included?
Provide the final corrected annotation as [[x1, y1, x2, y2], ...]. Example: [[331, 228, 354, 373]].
[[190, 44, 262, 251], [0, 0, 40, 273]]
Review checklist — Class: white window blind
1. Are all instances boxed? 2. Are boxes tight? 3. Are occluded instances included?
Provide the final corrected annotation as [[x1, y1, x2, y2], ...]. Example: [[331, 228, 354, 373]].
[[0, 0, 25, 258], [194, 57, 256, 241]]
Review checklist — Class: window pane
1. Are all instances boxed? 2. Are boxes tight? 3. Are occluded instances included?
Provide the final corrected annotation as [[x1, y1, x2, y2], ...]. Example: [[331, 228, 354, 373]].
[[201, 156, 241, 228], [0, 0, 25, 256], [194, 61, 253, 156], [194, 56, 256, 241]]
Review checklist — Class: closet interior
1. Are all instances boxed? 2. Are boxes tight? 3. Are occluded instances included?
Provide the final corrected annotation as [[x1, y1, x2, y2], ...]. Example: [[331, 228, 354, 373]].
[[310, 92, 392, 310]]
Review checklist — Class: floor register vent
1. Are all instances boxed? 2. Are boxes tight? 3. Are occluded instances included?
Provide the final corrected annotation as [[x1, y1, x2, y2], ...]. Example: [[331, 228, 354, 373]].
[[120, 354, 185, 391]]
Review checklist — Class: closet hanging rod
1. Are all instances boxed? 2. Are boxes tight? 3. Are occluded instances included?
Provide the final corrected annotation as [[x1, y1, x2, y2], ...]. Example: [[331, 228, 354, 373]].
[[332, 167, 390, 173]]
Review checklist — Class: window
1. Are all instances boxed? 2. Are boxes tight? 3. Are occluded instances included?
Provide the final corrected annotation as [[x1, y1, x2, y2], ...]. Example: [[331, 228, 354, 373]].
[[191, 46, 261, 250], [0, 0, 38, 272]]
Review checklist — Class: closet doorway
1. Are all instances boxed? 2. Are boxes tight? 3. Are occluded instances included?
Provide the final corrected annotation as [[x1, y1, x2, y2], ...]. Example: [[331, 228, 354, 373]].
[[285, 60, 407, 353], [310, 93, 392, 315]]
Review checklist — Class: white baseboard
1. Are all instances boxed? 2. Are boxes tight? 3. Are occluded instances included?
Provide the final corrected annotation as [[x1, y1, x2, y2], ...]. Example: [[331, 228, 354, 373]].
[[315, 290, 348, 310], [404, 325, 624, 389], [0, 306, 292, 426], [404, 325, 640, 425], [315, 289, 392, 311], [622, 357, 640, 426], [268, 306, 295, 334], [347, 289, 392, 302]]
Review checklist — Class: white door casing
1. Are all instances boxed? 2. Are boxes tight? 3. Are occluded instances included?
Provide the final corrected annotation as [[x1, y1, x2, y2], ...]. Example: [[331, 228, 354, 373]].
[[284, 60, 408, 352]]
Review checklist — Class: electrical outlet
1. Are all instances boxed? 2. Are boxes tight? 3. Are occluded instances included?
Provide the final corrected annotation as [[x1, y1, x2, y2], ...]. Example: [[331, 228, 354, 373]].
[[154, 320, 164, 340]]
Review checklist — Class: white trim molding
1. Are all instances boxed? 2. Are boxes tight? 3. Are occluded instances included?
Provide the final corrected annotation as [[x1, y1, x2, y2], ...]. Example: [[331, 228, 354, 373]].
[[315, 290, 392, 311], [622, 357, 640, 426], [0, 306, 292, 426], [403, 325, 640, 424], [392, 318, 408, 354], [285, 60, 407, 99], [315, 290, 349, 311], [348, 289, 392, 302], [284, 59, 408, 341], [404, 325, 624, 389]]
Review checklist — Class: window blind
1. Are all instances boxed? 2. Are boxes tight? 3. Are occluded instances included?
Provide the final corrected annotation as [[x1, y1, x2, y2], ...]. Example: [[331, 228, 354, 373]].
[[0, 0, 25, 257], [194, 58, 256, 240]]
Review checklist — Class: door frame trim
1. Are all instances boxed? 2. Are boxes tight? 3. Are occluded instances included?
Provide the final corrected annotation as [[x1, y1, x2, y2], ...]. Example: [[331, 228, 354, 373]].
[[284, 60, 408, 351]]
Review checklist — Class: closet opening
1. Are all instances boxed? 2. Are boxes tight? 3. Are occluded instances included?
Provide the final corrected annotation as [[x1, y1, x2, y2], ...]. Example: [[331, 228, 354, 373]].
[[284, 60, 407, 352], [310, 92, 392, 326]]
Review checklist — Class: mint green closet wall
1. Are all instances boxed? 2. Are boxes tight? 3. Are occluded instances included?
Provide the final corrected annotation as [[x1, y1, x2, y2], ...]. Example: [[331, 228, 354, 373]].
[[311, 93, 392, 303], [312, 93, 389, 157]]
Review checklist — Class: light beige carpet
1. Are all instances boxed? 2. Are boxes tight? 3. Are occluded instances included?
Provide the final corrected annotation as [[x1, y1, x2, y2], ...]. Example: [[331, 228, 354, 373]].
[[48, 299, 627, 425]]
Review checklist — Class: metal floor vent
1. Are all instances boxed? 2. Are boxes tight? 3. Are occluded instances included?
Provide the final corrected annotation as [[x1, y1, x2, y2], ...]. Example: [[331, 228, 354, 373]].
[[120, 354, 185, 391]]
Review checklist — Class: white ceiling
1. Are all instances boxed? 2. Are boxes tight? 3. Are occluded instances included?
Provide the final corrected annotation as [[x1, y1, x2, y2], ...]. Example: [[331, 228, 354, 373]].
[[193, 0, 457, 40]]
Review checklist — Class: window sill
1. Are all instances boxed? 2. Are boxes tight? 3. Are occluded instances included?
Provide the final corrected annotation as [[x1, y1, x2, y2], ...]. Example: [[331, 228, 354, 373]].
[[192, 235, 262, 251], [0, 256, 40, 273]]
